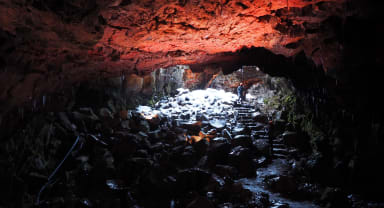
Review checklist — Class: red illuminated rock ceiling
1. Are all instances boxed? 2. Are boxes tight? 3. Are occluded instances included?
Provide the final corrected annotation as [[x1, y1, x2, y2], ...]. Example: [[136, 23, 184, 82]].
[[0, 0, 349, 107], [97, 0, 346, 72]]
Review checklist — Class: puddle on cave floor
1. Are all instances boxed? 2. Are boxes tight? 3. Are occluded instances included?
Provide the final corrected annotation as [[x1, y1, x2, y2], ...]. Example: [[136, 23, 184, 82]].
[[237, 159, 320, 208], [136, 88, 320, 207]]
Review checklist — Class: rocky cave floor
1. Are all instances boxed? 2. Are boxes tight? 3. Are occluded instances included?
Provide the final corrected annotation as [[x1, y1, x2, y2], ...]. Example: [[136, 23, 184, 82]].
[[2, 89, 383, 208]]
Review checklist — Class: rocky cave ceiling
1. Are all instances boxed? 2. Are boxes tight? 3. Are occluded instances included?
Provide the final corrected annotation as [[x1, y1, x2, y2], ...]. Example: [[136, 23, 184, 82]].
[[0, 0, 367, 108]]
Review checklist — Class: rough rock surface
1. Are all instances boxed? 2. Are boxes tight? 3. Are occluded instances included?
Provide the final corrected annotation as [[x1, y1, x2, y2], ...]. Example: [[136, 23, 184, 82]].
[[0, 0, 352, 108]]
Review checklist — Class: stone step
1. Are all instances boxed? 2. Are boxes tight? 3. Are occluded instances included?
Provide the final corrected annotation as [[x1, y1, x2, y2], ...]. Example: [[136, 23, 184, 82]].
[[238, 112, 254, 116], [238, 110, 253, 113], [253, 130, 267, 135], [249, 125, 265, 130], [234, 108, 254, 112], [237, 117, 253, 121], [237, 112, 254, 116], [234, 105, 253, 108], [238, 121, 253, 124], [273, 138, 284, 144], [237, 119, 255, 122], [244, 125, 263, 130], [273, 148, 289, 155], [236, 111, 253, 114], [254, 135, 269, 140], [272, 153, 287, 159], [234, 106, 252, 109], [237, 119, 254, 123], [236, 107, 253, 110], [237, 114, 253, 117], [288, 149, 299, 154], [237, 115, 253, 118], [242, 122, 258, 125], [272, 143, 285, 148], [236, 123, 254, 126], [238, 104, 253, 108]]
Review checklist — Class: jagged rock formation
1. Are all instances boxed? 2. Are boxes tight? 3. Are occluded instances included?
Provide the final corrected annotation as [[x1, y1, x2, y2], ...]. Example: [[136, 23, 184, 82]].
[[1, 0, 364, 109]]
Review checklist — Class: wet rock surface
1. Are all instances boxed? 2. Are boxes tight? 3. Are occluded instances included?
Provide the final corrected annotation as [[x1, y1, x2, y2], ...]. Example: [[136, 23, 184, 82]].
[[0, 88, 382, 208]]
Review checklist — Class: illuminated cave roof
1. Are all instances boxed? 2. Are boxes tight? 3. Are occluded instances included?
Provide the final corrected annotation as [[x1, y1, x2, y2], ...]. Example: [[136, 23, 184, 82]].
[[0, 0, 365, 106]]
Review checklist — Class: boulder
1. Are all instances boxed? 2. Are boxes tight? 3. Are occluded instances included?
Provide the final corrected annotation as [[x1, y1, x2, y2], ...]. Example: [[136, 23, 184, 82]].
[[254, 156, 268, 168], [133, 149, 149, 158], [207, 143, 231, 167], [180, 112, 191, 120], [253, 139, 271, 156], [119, 110, 130, 120], [197, 155, 209, 168], [106, 179, 128, 191], [147, 114, 161, 130], [175, 168, 211, 194], [186, 196, 214, 208], [211, 137, 229, 144], [99, 108, 114, 118], [205, 174, 226, 193], [232, 125, 250, 136], [79, 107, 99, 120], [112, 133, 140, 158], [231, 135, 253, 148], [72, 111, 98, 128], [220, 181, 253, 204], [213, 165, 238, 178], [271, 202, 289, 208], [266, 175, 297, 194], [228, 146, 256, 177], [170, 145, 199, 168], [320, 187, 350, 208], [150, 142, 164, 152], [252, 192, 270, 208], [249, 122, 265, 131], [138, 120, 150, 133], [121, 120, 130, 129], [209, 119, 226, 129], [193, 138, 209, 154], [282, 131, 298, 146], [252, 112, 269, 124], [180, 121, 202, 135], [148, 129, 162, 142], [58, 112, 77, 131], [217, 203, 234, 208]]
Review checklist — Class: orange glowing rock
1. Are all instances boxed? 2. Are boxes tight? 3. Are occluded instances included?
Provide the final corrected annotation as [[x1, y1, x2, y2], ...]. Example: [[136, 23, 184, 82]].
[[0, 0, 347, 106], [199, 130, 217, 139], [186, 135, 204, 144]]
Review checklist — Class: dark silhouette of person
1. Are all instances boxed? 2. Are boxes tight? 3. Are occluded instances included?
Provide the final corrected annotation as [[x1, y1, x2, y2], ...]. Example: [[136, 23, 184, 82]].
[[237, 82, 245, 103]]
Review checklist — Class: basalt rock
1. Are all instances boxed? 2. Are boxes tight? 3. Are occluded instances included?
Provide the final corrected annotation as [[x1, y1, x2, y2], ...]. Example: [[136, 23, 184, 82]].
[[228, 146, 256, 177], [231, 135, 253, 148], [253, 139, 271, 156], [213, 165, 238, 179], [266, 175, 298, 195], [0, 0, 355, 109], [207, 142, 231, 168]]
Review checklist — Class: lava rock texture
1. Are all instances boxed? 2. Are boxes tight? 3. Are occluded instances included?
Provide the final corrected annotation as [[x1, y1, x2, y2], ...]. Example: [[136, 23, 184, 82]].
[[0, 0, 358, 109]]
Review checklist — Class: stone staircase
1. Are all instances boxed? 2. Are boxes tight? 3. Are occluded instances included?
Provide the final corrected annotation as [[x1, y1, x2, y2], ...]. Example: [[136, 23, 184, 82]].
[[233, 104, 264, 131], [232, 102, 290, 160], [271, 137, 289, 159]]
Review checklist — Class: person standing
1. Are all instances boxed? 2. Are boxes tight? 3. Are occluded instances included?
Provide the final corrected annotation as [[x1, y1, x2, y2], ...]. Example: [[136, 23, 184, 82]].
[[237, 82, 245, 103]]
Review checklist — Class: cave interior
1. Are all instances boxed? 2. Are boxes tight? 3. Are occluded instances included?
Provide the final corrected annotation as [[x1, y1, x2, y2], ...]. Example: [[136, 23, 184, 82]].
[[0, 0, 383, 207]]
